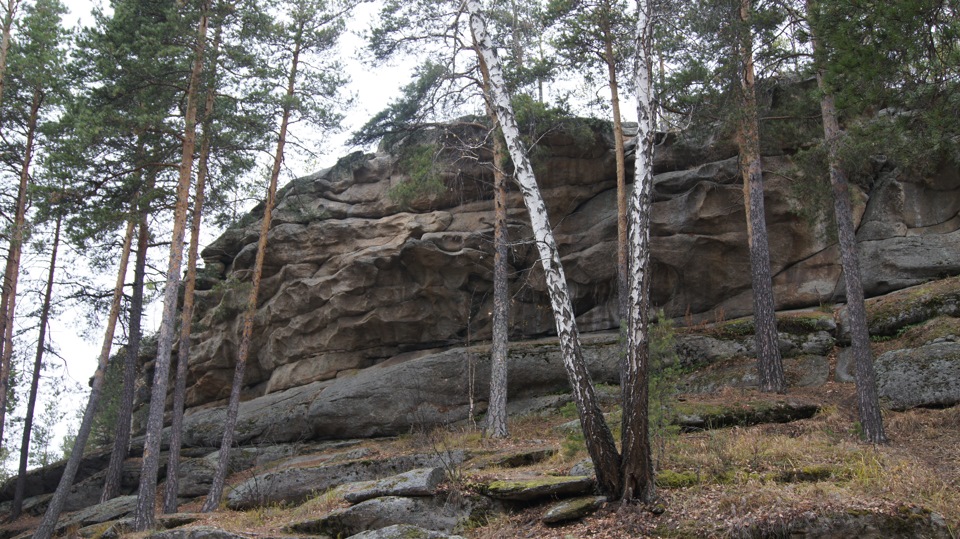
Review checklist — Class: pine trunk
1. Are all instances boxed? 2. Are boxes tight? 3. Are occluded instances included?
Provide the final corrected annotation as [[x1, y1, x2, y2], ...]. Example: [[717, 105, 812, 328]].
[[34, 219, 135, 539], [467, 0, 622, 497], [10, 215, 61, 520], [165, 25, 220, 514], [101, 207, 150, 502], [603, 11, 629, 328], [620, 0, 656, 502], [488, 108, 510, 439], [0, 87, 43, 451], [737, 0, 784, 393], [202, 30, 300, 514], [807, 8, 886, 443], [133, 4, 208, 529]]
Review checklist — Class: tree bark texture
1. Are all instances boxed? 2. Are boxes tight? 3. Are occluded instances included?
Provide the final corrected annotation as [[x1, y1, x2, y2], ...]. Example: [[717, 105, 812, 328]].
[[10, 215, 61, 520], [476, 48, 510, 439], [202, 24, 300, 514], [34, 219, 135, 539], [488, 109, 510, 439], [602, 7, 629, 329], [466, 0, 622, 497], [165, 23, 220, 514], [101, 214, 149, 502], [807, 6, 886, 442], [737, 0, 784, 393], [620, 0, 656, 503], [0, 87, 43, 451], [134, 4, 208, 529]]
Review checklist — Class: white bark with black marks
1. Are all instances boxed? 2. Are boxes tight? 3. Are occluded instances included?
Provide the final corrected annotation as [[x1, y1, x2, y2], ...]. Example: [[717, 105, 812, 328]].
[[466, 0, 621, 496]]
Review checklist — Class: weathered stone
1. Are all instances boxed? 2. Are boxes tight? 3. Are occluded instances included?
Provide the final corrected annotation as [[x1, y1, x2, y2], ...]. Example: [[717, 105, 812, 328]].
[[144, 527, 250, 539], [347, 524, 466, 539], [679, 355, 830, 394], [0, 449, 111, 503], [876, 342, 960, 410], [343, 467, 446, 503], [176, 121, 960, 412], [835, 348, 856, 383], [542, 496, 607, 524], [468, 448, 558, 470], [674, 400, 821, 432], [59, 494, 137, 530], [176, 335, 618, 448], [177, 458, 217, 498], [481, 475, 596, 502], [226, 453, 465, 510], [285, 495, 480, 536], [735, 508, 953, 538]]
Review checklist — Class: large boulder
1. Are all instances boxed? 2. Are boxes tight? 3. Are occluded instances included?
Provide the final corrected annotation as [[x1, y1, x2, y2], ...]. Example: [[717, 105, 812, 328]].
[[876, 341, 960, 410], [179, 333, 619, 448], [164, 119, 959, 411]]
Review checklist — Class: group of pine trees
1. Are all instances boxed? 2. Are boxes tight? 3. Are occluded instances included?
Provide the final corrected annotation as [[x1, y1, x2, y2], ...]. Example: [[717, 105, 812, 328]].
[[0, 0, 953, 532]]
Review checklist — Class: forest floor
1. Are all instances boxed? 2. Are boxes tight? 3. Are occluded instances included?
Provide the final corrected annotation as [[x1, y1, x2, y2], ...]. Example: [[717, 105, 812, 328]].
[[187, 347, 960, 539]]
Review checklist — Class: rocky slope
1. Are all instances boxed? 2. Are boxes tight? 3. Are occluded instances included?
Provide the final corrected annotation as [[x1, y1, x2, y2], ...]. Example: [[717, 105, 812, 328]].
[[174, 119, 960, 413]]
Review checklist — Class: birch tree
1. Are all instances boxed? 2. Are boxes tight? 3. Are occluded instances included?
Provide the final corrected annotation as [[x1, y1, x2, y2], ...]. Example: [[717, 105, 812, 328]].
[[466, 0, 622, 496], [620, 0, 656, 502]]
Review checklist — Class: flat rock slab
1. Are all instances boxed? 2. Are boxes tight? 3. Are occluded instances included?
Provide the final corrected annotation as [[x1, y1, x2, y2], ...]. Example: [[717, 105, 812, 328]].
[[286, 495, 476, 536], [144, 527, 251, 539], [467, 447, 557, 470], [344, 467, 445, 503], [542, 496, 607, 524], [481, 475, 596, 501], [877, 342, 960, 410], [680, 355, 829, 394], [226, 452, 465, 510], [675, 400, 821, 432], [347, 523, 467, 538], [59, 494, 138, 530]]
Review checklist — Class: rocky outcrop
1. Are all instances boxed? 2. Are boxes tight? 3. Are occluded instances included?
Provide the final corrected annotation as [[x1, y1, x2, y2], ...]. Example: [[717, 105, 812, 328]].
[[174, 120, 960, 411]]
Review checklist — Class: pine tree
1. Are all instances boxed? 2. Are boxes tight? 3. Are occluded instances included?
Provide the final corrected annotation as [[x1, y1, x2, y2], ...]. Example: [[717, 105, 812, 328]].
[[0, 0, 71, 454], [736, 0, 784, 393], [34, 218, 136, 539], [546, 0, 634, 326], [804, 0, 887, 444], [11, 209, 62, 520], [133, 0, 210, 529], [202, 0, 350, 511]]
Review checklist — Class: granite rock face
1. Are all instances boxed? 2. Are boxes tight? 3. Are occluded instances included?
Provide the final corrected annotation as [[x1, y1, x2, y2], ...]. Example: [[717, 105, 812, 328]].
[[174, 122, 960, 411]]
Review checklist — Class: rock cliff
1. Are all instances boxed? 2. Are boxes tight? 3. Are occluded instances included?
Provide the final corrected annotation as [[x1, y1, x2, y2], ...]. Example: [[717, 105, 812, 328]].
[[178, 119, 960, 410]]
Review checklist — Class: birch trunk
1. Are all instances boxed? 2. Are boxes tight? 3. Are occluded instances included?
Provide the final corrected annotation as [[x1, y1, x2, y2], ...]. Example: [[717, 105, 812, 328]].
[[134, 4, 208, 528], [466, 0, 622, 496], [10, 215, 61, 520], [34, 219, 135, 539], [807, 4, 886, 442], [202, 26, 301, 513], [620, 0, 656, 502], [737, 0, 784, 393]]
